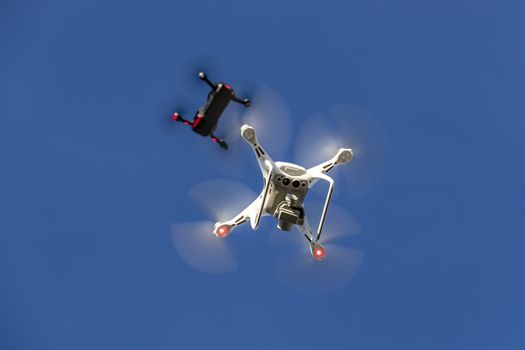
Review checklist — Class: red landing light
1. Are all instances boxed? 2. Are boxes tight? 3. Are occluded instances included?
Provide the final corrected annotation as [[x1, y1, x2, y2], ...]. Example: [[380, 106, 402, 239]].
[[183, 121, 190, 125], [172, 113, 179, 121], [215, 225, 230, 238], [312, 245, 326, 261], [224, 84, 231, 90], [211, 137, 217, 142]]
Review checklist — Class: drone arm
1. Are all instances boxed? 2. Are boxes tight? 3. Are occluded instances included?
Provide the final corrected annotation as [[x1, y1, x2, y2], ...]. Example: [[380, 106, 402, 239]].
[[307, 148, 353, 180], [198, 72, 215, 89], [213, 196, 262, 236], [231, 95, 251, 106], [209, 133, 228, 149], [241, 125, 276, 178], [172, 112, 192, 125]]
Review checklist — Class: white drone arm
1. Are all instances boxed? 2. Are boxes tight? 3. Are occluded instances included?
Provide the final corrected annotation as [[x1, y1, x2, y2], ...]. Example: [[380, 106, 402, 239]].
[[213, 197, 262, 237], [240, 124, 276, 178], [307, 148, 353, 186], [213, 156, 274, 237]]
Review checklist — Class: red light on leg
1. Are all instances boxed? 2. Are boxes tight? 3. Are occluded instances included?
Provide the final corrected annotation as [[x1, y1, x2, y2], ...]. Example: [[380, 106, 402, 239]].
[[212, 137, 217, 142], [312, 245, 326, 261], [172, 113, 179, 121], [183, 121, 190, 125], [215, 225, 230, 238]]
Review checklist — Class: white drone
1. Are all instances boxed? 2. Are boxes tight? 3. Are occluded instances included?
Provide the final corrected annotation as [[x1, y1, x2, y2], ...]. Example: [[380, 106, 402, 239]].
[[212, 124, 353, 261]]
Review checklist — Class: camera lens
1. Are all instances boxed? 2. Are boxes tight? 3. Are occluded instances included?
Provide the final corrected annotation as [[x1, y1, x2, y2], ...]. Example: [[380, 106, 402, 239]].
[[292, 180, 300, 188], [282, 178, 290, 186]]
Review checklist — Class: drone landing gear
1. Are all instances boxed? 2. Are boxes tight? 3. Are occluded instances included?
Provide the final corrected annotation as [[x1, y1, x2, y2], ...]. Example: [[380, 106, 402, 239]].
[[296, 218, 327, 261], [172, 113, 228, 149]]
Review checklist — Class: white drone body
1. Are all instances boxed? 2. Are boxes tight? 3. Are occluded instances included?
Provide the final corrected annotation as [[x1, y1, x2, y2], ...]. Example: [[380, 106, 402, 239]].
[[213, 124, 353, 261]]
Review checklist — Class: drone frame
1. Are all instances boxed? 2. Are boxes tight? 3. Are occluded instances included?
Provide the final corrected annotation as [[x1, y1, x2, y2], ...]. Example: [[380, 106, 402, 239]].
[[171, 72, 250, 149], [212, 124, 353, 261]]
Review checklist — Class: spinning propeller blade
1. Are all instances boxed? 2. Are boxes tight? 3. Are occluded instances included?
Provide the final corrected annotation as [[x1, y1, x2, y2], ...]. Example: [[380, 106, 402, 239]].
[[240, 86, 293, 160], [295, 104, 387, 199], [170, 221, 237, 274], [271, 202, 364, 294], [275, 245, 364, 295], [189, 178, 258, 223], [171, 179, 257, 273]]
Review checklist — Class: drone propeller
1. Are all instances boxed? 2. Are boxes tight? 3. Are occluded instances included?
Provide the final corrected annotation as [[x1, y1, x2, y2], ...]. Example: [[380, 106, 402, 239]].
[[240, 86, 293, 160], [170, 220, 237, 274], [188, 178, 258, 223], [170, 179, 258, 273], [294, 104, 387, 199], [270, 201, 364, 294]]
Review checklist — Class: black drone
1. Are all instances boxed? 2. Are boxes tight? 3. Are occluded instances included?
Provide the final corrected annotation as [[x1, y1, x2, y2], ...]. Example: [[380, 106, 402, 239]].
[[172, 72, 251, 149]]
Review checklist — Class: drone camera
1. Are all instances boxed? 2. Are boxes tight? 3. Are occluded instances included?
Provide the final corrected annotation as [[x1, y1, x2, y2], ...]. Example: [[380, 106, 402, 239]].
[[277, 220, 292, 231], [276, 206, 304, 229]]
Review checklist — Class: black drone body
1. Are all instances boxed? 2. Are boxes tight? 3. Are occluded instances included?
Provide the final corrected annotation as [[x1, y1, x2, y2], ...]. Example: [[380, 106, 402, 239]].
[[172, 72, 250, 149]]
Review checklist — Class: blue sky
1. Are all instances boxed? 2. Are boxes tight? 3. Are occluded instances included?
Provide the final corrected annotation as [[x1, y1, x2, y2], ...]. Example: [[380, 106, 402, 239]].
[[1, 0, 524, 349]]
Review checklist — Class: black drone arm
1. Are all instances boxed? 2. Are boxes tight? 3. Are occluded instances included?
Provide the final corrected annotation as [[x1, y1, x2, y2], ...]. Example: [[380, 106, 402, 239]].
[[172, 112, 192, 125], [198, 72, 215, 89], [231, 95, 251, 106]]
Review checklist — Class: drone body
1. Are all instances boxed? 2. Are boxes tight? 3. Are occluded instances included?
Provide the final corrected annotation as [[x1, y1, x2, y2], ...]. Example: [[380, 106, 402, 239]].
[[213, 124, 353, 261], [172, 72, 250, 149]]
